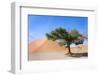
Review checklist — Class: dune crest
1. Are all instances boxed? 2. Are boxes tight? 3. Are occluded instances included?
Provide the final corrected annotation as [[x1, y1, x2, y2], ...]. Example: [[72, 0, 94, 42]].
[[29, 38, 68, 53], [29, 38, 47, 53]]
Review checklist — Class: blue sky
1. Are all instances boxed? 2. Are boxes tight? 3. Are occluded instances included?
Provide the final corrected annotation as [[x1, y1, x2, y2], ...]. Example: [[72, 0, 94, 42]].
[[28, 15, 88, 43]]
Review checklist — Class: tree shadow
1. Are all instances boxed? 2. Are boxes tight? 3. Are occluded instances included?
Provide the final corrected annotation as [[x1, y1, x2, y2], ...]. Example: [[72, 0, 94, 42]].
[[66, 52, 88, 57]]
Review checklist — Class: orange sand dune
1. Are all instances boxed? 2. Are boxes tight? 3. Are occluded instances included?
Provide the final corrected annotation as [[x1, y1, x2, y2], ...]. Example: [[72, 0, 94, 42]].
[[29, 38, 87, 53], [29, 38, 46, 53], [29, 38, 88, 60], [29, 38, 67, 53]]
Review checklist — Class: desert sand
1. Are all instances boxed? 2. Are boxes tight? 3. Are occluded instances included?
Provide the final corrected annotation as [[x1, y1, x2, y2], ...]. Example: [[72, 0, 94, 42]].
[[28, 38, 88, 60]]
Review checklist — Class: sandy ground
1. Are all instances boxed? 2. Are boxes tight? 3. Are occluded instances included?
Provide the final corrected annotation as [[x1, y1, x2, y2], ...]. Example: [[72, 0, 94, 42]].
[[29, 51, 87, 61], [28, 38, 88, 61]]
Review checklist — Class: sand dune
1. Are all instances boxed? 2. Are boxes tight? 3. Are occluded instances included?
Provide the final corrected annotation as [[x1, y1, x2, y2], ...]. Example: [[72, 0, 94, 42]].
[[28, 38, 88, 60], [29, 38, 87, 53], [29, 38, 68, 53], [29, 38, 47, 53]]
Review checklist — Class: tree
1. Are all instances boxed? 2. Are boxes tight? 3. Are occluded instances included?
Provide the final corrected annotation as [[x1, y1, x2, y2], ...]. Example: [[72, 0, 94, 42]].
[[46, 27, 86, 55]]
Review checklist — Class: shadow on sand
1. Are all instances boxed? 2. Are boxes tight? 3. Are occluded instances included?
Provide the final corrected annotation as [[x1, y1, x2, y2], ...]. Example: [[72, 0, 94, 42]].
[[66, 52, 88, 57]]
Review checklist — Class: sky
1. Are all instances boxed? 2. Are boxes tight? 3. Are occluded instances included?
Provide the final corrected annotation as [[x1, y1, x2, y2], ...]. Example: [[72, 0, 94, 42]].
[[28, 15, 88, 43]]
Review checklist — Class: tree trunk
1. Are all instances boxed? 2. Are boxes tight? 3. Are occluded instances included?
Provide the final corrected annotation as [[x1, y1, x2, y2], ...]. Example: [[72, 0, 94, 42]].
[[68, 45, 72, 55], [65, 45, 72, 55]]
